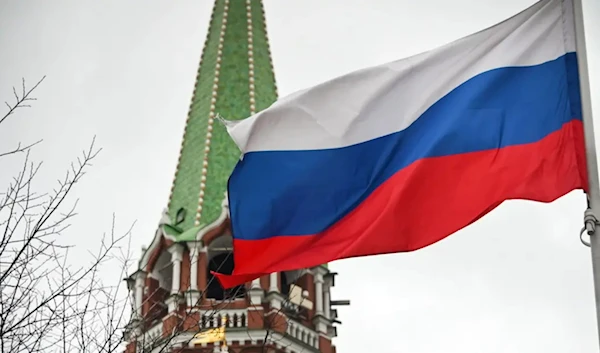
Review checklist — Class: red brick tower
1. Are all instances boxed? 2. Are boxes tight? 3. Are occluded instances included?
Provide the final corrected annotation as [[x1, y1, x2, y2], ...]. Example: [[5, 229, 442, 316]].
[[124, 1, 348, 352]]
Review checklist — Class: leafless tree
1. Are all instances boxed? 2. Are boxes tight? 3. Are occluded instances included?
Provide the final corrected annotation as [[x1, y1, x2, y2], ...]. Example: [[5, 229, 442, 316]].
[[0, 77, 306, 353], [0, 77, 134, 353]]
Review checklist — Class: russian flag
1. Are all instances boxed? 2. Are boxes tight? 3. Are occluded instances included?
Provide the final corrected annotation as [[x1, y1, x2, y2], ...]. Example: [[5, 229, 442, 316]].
[[215, 0, 587, 288]]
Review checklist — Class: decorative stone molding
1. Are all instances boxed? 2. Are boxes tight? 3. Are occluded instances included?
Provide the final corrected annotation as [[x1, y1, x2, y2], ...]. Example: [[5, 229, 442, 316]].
[[139, 226, 166, 271], [248, 278, 264, 306], [167, 243, 185, 295], [196, 192, 230, 246], [194, 0, 231, 227], [188, 241, 201, 291], [165, 293, 184, 313], [130, 270, 147, 320]]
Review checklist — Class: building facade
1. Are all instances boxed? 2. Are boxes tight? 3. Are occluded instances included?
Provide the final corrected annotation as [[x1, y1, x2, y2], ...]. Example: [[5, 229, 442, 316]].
[[124, 1, 347, 352]]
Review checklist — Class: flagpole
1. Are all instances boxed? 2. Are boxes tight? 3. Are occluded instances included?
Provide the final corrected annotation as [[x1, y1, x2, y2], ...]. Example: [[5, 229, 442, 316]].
[[571, 0, 600, 345]]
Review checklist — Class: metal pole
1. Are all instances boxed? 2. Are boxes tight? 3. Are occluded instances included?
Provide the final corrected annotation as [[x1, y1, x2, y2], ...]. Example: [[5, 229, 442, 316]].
[[571, 0, 600, 347]]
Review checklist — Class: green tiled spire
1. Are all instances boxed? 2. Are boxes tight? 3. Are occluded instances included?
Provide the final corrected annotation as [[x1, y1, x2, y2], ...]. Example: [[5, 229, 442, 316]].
[[167, 0, 278, 238]]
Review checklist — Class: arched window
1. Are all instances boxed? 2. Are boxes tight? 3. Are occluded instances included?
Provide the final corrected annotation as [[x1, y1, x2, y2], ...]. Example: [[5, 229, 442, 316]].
[[206, 252, 246, 300]]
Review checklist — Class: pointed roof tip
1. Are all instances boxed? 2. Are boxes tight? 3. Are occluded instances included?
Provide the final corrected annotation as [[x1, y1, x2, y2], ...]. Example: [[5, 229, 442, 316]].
[[166, 0, 278, 235]]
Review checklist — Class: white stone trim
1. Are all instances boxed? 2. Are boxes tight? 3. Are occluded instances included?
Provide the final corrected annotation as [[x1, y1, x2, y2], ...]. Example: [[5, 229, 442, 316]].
[[188, 242, 200, 291], [132, 271, 147, 320], [269, 272, 278, 293], [193, 308, 249, 329], [285, 318, 320, 349], [246, 0, 257, 115], [159, 208, 170, 226], [185, 290, 200, 308], [314, 272, 324, 316], [310, 265, 329, 277], [194, 0, 231, 226], [167, 0, 218, 209], [195, 193, 230, 243], [152, 329, 321, 353], [139, 227, 166, 272], [168, 243, 184, 294], [249, 277, 264, 305], [165, 294, 183, 313], [323, 282, 331, 320]]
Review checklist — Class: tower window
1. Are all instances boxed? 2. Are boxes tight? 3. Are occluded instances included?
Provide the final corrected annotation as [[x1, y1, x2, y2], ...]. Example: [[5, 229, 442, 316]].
[[206, 252, 246, 300]]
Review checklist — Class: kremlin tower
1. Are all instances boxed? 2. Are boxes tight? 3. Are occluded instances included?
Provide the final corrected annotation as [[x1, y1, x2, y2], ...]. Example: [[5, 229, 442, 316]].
[[124, 1, 348, 352]]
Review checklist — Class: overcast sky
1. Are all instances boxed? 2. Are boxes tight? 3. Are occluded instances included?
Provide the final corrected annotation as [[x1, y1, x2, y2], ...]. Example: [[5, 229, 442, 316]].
[[1, 0, 600, 352]]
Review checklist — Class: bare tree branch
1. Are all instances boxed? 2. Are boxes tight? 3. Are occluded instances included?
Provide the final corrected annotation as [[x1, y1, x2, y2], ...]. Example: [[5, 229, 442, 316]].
[[0, 77, 318, 353], [1, 76, 45, 126], [0, 78, 133, 353]]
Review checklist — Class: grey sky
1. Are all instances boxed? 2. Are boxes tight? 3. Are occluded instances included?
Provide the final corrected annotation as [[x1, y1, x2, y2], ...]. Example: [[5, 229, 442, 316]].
[[1, 0, 599, 352]]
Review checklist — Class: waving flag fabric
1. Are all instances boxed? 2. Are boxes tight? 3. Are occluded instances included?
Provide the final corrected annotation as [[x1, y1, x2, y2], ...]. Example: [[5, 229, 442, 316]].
[[215, 0, 586, 288]]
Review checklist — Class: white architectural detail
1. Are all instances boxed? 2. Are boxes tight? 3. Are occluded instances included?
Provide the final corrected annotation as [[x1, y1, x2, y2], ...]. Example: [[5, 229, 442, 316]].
[[153, 329, 315, 353], [249, 278, 263, 306], [159, 208, 171, 225], [194, 0, 231, 226], [189, 242, 200, 291], [184, 242, 200, 306], [267, 272, 283, 309], [324, 281, 331, 319], [165, 296, 181, 313], [246, 0, 257, 115], [168, 244, 184, 294], [314, 272, 324, 315], [312, 266, 329, 334], [195, 192, 230, 244], [139, 227, 166, 271], [286, 321, 320, 349], [269, 272, 278, 292], [132, 271, 147, 320]]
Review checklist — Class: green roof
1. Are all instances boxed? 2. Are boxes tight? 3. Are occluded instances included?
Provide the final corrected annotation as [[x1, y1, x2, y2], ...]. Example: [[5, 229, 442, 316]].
[[167, 0, 278, 239]]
